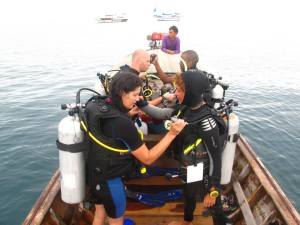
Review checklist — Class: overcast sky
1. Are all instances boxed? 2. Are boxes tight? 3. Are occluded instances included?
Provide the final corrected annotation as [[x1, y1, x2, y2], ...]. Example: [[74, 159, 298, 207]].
[[1, 0, 299, 29], [0, 0, 299, 47]]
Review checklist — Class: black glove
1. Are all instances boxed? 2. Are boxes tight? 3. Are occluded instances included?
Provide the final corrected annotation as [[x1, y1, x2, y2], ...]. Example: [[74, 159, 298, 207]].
[[135, 99, 148, 108]]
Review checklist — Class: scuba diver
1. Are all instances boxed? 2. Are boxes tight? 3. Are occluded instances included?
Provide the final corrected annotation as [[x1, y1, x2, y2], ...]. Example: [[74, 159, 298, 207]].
[[152, 49, 199, 84], [120, 49, 151, 76], [96, 49, 151, 95], [86, 71, 186, 225], [136, 70, 232, 225]]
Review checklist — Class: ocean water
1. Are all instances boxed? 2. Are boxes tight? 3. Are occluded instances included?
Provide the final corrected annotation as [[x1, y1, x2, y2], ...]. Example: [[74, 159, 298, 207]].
[[1, 1, 300, 224]]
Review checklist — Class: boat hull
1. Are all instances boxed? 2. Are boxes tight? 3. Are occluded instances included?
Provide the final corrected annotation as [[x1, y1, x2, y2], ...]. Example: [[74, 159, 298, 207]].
[[22, 135, 300, 225]]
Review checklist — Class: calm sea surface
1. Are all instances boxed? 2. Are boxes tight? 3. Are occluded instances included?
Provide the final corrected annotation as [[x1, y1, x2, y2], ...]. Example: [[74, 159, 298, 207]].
[[1, 4, 300, 224]]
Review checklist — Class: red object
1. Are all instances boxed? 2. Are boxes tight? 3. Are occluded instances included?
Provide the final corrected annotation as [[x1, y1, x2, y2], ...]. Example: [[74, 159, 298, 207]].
[[151, 32, 163, 41]]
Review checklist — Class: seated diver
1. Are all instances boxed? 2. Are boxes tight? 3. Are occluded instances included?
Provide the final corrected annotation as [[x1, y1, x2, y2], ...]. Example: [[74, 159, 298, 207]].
[[85, 71, 186, 225], [136, 70, 232, 225], [151, 50, 199, 84]]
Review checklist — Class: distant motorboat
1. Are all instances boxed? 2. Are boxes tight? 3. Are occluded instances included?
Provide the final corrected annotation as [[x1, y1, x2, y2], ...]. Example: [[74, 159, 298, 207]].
[[153, 8, 180, 21], [157, 13, 180, 21], [97, 13, 128, 23]]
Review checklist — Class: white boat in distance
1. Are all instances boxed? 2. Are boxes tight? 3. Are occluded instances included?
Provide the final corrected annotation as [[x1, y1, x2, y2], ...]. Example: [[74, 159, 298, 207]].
[[97, 13, 128, 23], [153, 8, 180, 21]]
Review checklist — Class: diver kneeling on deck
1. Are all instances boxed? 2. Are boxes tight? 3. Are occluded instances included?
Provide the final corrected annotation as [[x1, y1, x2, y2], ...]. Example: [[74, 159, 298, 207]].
[[86, 71, 186, 225], [136, 70, 232, 225]]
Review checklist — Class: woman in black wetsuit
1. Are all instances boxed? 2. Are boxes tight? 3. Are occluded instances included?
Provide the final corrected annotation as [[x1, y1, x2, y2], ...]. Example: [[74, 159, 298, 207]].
[[138, 70, 231, 225], [87, 71, 186, 225]]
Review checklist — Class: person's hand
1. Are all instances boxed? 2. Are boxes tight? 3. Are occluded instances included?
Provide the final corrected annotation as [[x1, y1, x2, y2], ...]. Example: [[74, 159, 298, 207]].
[[135, 98, 148, 108], [203, 194, 217, 208], [166, 50, 175, 55], [139, 72, 147, 80], [169, 119, 186, 136], [128, 105, 140, 117], [150, 54, 158, 65], [163, 92, 176, 102]]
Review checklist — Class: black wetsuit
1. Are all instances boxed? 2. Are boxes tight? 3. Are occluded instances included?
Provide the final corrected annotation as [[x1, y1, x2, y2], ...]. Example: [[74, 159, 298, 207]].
[[88, 114, 143, 218], [171, 105, 230, 224], [139, 70, 231, 224], [119, 64, 139, 75]]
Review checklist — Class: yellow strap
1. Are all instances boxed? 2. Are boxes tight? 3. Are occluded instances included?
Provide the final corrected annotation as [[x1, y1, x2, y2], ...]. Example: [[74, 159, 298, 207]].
[[183, 138, 202, 155], [137, 129, 144, 141], [81, 121, 129, 153], [175, 110, 181, 117]]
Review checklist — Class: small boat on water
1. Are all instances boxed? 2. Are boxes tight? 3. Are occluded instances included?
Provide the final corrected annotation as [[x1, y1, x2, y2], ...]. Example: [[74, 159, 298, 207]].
[[23, 50, 300, 225], [96, 13, 128, 23], [153, 8, 180, 21]]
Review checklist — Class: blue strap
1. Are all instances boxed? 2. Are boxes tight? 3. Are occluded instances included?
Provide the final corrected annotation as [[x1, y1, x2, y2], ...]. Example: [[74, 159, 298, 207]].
[[126, 189, 183, 207]]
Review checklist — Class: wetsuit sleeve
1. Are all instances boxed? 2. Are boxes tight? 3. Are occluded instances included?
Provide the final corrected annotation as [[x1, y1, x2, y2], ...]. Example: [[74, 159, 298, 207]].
[[111, 117, 144, 151], [140, 104, 173, 120], [198, 117, 222, 190]]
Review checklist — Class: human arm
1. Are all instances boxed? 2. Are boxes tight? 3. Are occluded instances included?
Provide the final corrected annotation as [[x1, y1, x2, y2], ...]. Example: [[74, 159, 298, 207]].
[[131, 119, 186, 165], [152, 56, 175, 84], [128, 105, 140, 117], [139, 104, 174, 120], [161, 36, 168, 53], [148, 97, 163, 106], [147, 92, 176, 106], [201, 124, 222, 189], [161, 36, 180, 55], [173, 38, 180, 54], [199, 117, 222, 207]]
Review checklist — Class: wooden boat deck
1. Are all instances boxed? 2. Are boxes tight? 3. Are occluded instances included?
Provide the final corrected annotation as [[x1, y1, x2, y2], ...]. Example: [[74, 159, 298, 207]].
[[43, 193, 212, 225], [23, 135, 300, 225]]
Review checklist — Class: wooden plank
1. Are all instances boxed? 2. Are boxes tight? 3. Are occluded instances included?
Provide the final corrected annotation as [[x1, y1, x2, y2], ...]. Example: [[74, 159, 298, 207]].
[[47, 209, 67, 225], [248, 185, 264, 208], [126, 215, 212, 225], [228, 185, 264, 223], [42, 212, 59, 225], [126, 201, 203, 216], [80, 208, 94, 225], [125, 200, 212, 225], [69, 206, 83, 225], [238, 135, 300, 225], [50, 193, 77, 224], [23, 170, 61, 225], [237, 163, 251, 182], [232, 180, 257, 225]]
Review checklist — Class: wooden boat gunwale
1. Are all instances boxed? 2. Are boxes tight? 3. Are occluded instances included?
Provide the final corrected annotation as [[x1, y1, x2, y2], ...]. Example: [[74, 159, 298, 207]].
[[238, 135, 300, 225], [23, 170, 60, 225]]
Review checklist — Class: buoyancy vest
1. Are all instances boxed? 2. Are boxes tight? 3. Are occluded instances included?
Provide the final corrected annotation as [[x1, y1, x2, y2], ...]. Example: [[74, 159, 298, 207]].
[[170, 104, 227, 177], [82, 96, 136, 180]]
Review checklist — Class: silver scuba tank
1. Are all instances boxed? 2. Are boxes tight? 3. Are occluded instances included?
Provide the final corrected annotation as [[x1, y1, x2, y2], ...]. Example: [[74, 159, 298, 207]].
[[57, 112, 86, 204], [210, 76, 239, 184], [220, 112, 239, 184], [211, 84, 224, 109]]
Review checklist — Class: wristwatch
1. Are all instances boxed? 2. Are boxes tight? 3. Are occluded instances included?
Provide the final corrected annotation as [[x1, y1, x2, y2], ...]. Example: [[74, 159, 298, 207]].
[[209, 187, 219, 198]]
